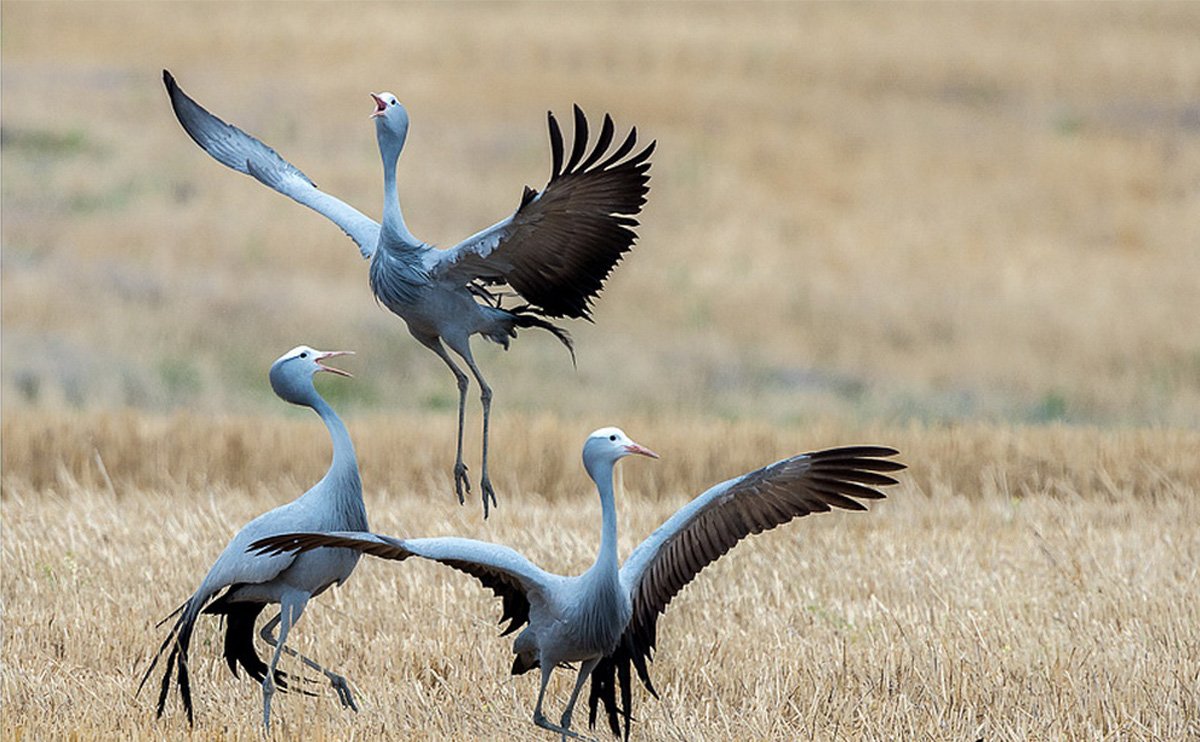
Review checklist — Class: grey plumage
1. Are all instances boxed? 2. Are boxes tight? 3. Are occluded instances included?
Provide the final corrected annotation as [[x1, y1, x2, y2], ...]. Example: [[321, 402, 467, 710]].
[[250, 429, 905, 740], [163, 71, 653, 517], [137, 346, 368, 728]]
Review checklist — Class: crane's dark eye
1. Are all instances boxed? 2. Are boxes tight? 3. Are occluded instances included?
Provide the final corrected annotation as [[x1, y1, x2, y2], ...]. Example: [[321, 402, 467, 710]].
[[609, 435, 617, 441], [300, 352, 308, 359]]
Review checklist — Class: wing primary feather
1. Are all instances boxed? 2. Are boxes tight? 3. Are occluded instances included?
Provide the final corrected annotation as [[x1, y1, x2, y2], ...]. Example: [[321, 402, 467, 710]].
[[548, 111, 565, 179], [596, 127, 639, 170], [563, 104, 590, 174], [578, 113, 616, 171]]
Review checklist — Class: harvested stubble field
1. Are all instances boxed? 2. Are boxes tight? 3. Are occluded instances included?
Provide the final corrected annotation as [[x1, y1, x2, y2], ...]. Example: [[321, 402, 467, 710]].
[[3, 1, 1200, 740], [3, 412, 1199, 740]]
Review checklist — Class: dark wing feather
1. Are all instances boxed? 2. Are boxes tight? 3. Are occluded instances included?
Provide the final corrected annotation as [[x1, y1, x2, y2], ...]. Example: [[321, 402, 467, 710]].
[[432, 105, 654, 319], [249, 532, 535, 637], [201, 593, 310, 693], [441, 559, 531, 636], [588, 446, 905, 739]]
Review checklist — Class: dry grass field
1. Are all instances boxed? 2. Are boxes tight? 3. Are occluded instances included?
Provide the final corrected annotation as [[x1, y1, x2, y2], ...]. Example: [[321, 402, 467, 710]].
[[3, 1, 1200, 740], [4, 412, 1199, 740]]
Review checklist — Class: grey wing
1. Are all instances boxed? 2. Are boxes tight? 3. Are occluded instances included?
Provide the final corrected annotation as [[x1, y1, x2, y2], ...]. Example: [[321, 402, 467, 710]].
[[588, 446, 905, 740], [198, 521, 306, 596], [428, 105, 654, 319], [249, 532, 551, 637], [163, 70, 380, 258]]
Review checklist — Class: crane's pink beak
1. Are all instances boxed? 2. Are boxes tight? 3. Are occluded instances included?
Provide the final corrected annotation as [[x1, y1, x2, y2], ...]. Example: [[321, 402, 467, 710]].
[[624, 442, 659, 459], [370, 93, 387, 118], [315, 350, 354, 378]]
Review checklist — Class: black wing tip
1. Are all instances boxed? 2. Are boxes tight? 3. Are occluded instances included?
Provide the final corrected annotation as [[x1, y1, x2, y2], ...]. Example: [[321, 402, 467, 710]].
[[811, 445, 904, 464], [247, 534, 302, 556]]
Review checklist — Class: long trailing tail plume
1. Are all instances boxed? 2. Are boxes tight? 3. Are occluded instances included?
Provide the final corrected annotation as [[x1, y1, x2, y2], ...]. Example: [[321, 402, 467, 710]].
[[138, 594, 306, 725], [136, 600, 200, 725], [511, 304, 576, 368]]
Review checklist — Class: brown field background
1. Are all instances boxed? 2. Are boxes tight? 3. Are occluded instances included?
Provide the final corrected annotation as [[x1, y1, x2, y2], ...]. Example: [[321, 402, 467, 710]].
[[3, 2, 1199, 740]]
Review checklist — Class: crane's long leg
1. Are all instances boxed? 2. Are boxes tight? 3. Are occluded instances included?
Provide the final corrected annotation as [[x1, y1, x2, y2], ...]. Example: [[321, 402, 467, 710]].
[[531, 662, 598, 742], [417, 335, 472, 504], [453, 343, 497, 518], [260, 613, 358, 711], [559, 657, 601, 738], [263, 593, 306, 730]]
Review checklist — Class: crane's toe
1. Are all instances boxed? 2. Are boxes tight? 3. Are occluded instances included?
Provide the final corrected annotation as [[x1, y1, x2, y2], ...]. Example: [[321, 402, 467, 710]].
[[329, 673, 358, 711], [481, 478, 498, 519], [454, 462, 471, 505]]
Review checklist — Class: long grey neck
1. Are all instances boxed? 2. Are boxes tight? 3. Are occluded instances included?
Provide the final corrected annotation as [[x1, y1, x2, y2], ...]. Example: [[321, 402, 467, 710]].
[[311, 395, 361, 497], [379, 142, 418, 247], [589, 463, 621, 579]]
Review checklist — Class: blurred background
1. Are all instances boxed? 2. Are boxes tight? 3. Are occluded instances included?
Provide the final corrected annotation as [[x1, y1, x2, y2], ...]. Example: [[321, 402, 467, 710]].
[[3, 1, 1199, 428]]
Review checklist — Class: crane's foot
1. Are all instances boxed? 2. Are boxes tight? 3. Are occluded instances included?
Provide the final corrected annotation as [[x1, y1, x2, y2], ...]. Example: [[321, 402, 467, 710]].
[[328, 672, 358, 712], [533, 711, 596, 742], [481, 476, 497, 519], [453, 462, 471, 505]]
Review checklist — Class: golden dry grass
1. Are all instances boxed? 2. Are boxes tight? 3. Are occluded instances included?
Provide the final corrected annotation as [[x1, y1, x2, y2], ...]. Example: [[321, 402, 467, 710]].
[[3, 411, 1199, 740]]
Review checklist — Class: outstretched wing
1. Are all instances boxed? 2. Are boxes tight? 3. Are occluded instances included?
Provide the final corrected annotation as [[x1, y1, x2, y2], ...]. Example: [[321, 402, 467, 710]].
[[588, 446, 905, 740], [428, 105, 654, 319], [163, 70, 381, 258], [249, 531, 553, 636]]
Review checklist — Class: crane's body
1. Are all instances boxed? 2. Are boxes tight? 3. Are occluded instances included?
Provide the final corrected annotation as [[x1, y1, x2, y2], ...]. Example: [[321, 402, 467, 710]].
[[253, 428, 905, 739], [164, 71, 653, 516], [139, 346, 367, 728]]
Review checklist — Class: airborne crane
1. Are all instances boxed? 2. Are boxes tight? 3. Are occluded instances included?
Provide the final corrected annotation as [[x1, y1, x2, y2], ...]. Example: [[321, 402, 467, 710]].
[[252, 427, 904, 739], [163, 71, 654, 517]]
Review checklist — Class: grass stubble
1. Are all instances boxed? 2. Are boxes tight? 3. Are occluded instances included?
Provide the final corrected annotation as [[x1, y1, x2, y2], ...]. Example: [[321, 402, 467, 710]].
[[3, 411, 1198, 740]]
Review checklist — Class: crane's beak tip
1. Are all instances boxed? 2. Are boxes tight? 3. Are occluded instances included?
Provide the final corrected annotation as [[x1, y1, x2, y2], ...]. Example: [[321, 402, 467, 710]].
[[315, 350, 354, 378], [626, 443, 660, 459]]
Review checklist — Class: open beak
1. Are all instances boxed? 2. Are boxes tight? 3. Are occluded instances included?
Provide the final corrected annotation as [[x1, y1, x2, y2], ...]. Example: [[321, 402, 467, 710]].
[[624, 442, 660, 459], [370, 93, 387, 118], [315, 350, 354, 378]]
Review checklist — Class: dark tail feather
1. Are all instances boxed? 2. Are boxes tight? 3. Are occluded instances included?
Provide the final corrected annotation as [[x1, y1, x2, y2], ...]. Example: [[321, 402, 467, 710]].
[[141, 601, 199, 725], [618, 656, 634, 741], [138, 603, 186, 699], [203, 598, 310, 694], [588, 655, 619, 737], [154, 600, 187, 629], [588, 639, 654, 741], [157, 644, 179, 719], [511, 305, 576, 368], [174, 605, 201, 725]]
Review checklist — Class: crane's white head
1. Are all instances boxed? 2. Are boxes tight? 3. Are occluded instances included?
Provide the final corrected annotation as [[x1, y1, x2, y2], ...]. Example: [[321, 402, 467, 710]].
[[269, 345, 354, 406], [582, 426, 659, 481], [371, 92, 409, 157]]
